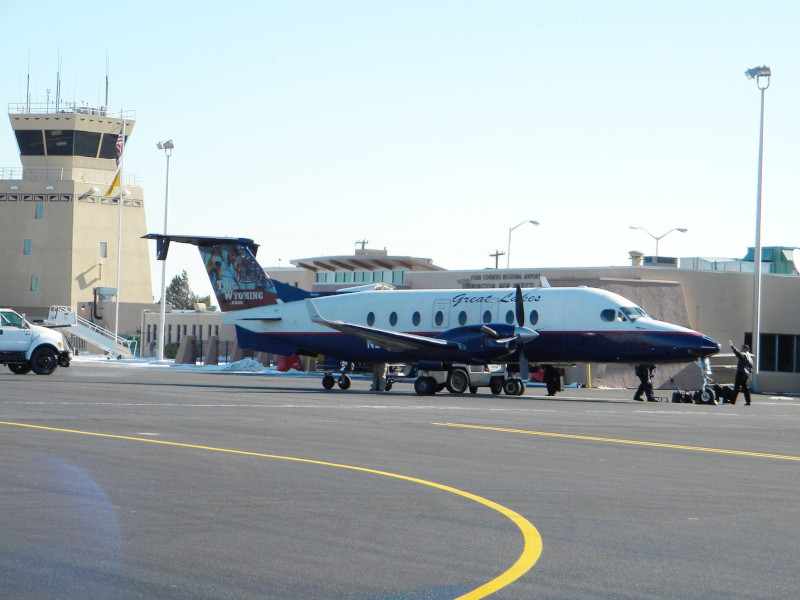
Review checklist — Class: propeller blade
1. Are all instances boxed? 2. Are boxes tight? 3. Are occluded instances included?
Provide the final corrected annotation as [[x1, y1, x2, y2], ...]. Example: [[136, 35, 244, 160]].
[[515, 284, 525, 328], [519, 345, 529, 379], [481, 324, 500, 339]]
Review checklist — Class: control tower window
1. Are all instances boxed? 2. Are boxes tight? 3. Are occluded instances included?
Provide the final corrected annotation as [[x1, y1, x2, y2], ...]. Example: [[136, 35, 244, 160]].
[[99, 132, 127, 160], [45, 130, 75, 156], [74, 131, 101, 157], [15, 130, 45, 155]]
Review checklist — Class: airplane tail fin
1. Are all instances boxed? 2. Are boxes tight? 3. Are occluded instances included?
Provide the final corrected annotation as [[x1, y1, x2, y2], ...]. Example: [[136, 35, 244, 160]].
[[143, 234, 280, 312]]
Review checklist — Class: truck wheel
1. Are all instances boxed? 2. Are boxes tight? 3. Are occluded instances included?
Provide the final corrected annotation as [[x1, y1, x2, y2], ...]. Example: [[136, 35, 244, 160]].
[[31, 347, 58, 375], [8, 364, 32, 375], [489, 377, 504, 395], [446, 368, 469, 394]]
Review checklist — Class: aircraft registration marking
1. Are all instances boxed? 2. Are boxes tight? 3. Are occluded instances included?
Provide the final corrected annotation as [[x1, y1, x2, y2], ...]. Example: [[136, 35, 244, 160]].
[[0, 420, 542, 599], [435, 423, 800, 461]]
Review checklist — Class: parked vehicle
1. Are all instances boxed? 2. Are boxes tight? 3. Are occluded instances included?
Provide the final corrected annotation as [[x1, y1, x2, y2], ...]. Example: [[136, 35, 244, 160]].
[[0, 308, 71, 375]]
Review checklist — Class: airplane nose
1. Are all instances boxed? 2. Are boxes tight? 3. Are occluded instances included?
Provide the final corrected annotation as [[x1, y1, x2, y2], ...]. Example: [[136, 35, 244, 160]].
[[698, 335, 721, 357]]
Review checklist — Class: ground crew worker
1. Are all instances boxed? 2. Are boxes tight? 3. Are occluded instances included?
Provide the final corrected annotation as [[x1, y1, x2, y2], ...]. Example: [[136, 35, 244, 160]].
[[729, 340, 753, 406], [633, 364, 657, 402]]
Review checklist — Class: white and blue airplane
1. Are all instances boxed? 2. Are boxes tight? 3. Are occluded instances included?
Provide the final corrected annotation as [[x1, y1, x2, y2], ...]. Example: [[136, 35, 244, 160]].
[[145, 234, 720, 394]]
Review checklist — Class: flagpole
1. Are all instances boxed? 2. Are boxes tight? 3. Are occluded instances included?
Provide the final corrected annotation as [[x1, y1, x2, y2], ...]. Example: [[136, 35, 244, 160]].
[[114, 118, 125, 347]]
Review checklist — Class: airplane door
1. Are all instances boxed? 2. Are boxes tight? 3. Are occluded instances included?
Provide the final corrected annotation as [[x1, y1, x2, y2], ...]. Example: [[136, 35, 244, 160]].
[[432, 300, 450, 329]]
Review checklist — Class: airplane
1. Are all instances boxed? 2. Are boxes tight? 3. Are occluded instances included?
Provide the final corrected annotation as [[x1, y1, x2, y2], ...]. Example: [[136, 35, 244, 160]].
[[144, 234, 721, 395]]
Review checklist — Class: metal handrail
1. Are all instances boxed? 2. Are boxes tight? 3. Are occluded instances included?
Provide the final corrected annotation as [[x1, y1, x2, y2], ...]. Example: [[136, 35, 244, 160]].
[[8, 102, 135, 120], [0, 167, 140, 186], [48, 305, 134, 354]]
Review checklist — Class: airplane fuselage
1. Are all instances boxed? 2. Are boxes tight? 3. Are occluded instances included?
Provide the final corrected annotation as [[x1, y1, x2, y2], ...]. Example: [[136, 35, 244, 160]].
[[228, 286, 719, 365]]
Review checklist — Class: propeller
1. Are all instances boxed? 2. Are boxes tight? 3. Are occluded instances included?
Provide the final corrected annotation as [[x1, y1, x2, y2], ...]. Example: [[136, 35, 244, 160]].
[[516, 285, 530, 379]]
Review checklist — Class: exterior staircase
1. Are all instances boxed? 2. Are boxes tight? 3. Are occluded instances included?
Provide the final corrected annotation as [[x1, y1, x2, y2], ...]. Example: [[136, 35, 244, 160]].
[[45, 306, 136, 358]]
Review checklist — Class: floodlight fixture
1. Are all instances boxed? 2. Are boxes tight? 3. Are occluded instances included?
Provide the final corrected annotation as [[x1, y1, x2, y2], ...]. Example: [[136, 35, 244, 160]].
[[745, 66, 771, 80]]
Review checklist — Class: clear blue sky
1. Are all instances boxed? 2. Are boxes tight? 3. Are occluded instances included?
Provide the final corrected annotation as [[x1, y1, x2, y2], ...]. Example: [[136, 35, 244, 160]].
[[1, 1, 798, 300]]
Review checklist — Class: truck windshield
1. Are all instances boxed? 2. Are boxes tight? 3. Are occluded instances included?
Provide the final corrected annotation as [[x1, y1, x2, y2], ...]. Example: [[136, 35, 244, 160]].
[[621, 306, 650, 321], [1, 311, 25, 328]]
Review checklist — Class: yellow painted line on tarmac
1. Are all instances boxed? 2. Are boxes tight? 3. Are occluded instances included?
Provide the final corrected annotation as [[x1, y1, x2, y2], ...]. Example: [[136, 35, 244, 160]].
[[0, 420, 541, 599], [435, 423, 800, 461]]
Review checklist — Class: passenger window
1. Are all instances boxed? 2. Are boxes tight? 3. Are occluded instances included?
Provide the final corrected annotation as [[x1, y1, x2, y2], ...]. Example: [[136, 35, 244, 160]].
[[367, 312, 375, 326], [458, 311, 467, 326], [389, 312, 398, 326], [600, 309, 616, 322], [412, 311, 421, 326], [505, 310, 515, 324], [529, 310, 539, 326], [482, 310, 492, 324], [435, 310, 444, 326]]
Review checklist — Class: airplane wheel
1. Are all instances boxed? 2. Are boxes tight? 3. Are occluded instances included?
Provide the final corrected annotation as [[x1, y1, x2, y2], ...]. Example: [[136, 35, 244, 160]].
[[384, 380, 393, 391], [515, 381, 526, 396], [322, 374, 335, 390], [414, 376, 436, 396], [489, 377, 504, 395], [446, 368, 469, 394], [338, 375, 351, 390], [503, 378, 521, 395], [469, 386, 478, 394]]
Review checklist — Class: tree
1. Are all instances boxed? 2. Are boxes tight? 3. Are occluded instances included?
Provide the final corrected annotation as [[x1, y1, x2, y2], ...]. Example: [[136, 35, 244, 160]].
[[164, 270, 211, 310]]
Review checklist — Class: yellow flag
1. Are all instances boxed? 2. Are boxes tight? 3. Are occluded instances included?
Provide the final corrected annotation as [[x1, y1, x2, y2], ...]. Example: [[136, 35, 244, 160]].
[[105, 170, 121, 196]]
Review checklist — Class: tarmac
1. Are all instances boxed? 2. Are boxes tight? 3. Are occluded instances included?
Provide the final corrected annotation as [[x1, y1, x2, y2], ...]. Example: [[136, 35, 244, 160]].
[[1, 359, 798, 599]]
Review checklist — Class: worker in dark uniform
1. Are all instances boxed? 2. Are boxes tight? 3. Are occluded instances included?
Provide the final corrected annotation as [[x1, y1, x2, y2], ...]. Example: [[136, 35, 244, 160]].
[[729, 340, 753, 406], [633, 364, 657, 402]]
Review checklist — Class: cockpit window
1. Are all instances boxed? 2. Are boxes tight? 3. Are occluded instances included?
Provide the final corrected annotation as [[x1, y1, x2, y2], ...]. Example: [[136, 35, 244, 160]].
[[621, 306, 650, 321], [600, 309, 616, 322]]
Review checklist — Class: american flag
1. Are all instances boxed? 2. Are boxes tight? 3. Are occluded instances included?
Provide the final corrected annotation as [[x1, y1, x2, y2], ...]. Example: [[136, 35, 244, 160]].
[[115, 128, 124, 166]]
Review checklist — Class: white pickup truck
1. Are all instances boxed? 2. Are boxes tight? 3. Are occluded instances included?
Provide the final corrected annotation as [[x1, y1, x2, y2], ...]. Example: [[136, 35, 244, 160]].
[[0, 308, 72, 375]]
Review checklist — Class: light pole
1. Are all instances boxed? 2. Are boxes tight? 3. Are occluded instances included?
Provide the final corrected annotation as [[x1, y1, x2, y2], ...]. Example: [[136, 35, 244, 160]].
[[629, 226, 687, 261], [745, 65, 771, 392], [156, 140, 174, 361], [507, 220, 539, 269]]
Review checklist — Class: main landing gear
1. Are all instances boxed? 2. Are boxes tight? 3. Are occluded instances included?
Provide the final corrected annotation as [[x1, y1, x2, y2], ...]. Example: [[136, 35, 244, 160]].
[[322, 373, 352, 390]]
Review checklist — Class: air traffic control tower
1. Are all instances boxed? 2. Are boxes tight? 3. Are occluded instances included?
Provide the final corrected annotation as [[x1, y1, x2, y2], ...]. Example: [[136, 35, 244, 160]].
[[0, 99, 153, 332]]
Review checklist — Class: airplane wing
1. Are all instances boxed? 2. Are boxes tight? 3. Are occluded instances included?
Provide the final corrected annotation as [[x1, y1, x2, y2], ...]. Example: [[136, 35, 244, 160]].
[[306, 300, 465, 354]]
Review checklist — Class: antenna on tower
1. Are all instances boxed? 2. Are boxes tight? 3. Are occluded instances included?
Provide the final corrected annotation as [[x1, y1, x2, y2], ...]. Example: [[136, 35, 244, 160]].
[[55, 50, 62, 111], [105, 52, 109, 110], [25, 51, 31, 111], [355, 239, 368, 250]]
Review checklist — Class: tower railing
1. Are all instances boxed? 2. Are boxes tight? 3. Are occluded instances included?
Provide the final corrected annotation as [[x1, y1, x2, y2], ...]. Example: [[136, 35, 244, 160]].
[[0, 167, 140, 186], [8, 102, 135, 120]]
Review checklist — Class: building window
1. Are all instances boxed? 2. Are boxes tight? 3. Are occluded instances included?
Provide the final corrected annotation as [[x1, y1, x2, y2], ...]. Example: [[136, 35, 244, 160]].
[[373, 271, 383, 283], [760, 333, 777, 372], [214, 325, 219, 336], [30, 276, 39, 291], [335, 272, 346, 283], [35, 204, 44, 219], [23, 239, 32, 255], [778, 335, 795, 372], [392, 270, 404, 284], [192, 324, 197, 335], [99, 242, 108, 259]]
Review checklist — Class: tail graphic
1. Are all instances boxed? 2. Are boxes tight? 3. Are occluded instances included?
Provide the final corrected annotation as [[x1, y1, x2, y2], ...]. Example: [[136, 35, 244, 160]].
[[143, 234, 279, 311]]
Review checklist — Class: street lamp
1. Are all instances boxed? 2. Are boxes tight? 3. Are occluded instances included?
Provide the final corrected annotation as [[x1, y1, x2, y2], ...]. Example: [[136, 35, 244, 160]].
[[507, 220, 540, 269], [745, 65, 771, 392], [156, 139, 174, 361], [629, 226, 687, 261]]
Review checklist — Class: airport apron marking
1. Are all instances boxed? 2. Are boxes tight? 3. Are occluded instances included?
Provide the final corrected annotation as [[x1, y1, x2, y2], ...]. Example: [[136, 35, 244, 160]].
[[0, 420, 542, 599], [435, 423, 800, 461]]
